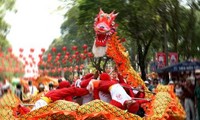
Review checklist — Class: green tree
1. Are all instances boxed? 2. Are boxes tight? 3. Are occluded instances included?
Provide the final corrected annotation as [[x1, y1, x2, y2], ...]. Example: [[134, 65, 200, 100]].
[[55, 0, 200, 81]]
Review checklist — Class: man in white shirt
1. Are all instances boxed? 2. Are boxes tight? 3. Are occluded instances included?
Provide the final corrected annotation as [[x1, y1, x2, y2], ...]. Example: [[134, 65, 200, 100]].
[[28, 80, 38, 97]]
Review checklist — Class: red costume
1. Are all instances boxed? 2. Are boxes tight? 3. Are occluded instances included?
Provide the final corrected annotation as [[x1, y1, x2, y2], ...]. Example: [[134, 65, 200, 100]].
[[55, 81, 73, 101], [91, 73, 112, 100], [88, 78, 149, 114], [80, 73, 94, 88], [31, 85, 89, 111]]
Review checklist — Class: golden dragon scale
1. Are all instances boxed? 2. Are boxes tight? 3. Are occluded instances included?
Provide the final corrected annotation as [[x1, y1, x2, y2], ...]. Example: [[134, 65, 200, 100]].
[[0, 90, 185, 119]]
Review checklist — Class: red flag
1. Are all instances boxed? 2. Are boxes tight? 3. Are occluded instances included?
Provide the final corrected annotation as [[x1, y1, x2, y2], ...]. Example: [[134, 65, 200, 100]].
[[156, 52, 166, 68], [169, 52, 178, 65]]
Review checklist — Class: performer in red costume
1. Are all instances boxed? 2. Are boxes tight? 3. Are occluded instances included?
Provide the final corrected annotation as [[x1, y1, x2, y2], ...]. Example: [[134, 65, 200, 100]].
[[87, 76, 150, 115], [90, 73, 112, 103], [31, 81, 89, 111], [56, 81, 73, 101], [73, 73, 95, 104]]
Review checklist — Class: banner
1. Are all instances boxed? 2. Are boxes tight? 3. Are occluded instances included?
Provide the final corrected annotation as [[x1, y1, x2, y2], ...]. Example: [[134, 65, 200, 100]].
[[156, 52, 166, 69], [150, 61, 157, 72], [168, 52, 178, 65]]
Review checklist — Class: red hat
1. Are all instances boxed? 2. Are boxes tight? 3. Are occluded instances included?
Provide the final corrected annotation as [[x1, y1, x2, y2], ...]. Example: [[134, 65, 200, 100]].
[[58, 81, 70, 89], [127, 102, 139, 114], [100, 73, 111, 81], [82, 73, 94, 79]]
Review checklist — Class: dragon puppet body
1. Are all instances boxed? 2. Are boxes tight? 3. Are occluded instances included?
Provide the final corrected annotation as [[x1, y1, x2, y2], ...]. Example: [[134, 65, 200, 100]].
[[91, 9, 186, 120], [0, 9, 186, 120]]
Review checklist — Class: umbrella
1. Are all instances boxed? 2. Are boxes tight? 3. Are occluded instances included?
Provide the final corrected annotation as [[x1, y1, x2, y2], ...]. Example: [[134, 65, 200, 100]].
[[157, 61, 200, 73]]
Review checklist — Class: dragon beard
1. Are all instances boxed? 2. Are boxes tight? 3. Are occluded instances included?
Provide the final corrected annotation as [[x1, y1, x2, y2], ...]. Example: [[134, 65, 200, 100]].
[[92, 40, 107, 57], [92, 29, 115, 57]]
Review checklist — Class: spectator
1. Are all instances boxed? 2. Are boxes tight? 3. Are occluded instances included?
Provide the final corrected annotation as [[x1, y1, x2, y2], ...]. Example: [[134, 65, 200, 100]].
[[175, 82, 184, 106], [150, 79, 158, 93], [38, 83, 45, 93], [57, 78, 62, 84], [168, 80, 174, 85], [182, 78, 195, 120], [48, 83, 54, 91], [2, 79, 11, 94], [144, 80, 150, 90], [28, 80, 38, 97], [0, 82, 3, 97], [195, 74, 200, 120], [15, 83, 23, 101]]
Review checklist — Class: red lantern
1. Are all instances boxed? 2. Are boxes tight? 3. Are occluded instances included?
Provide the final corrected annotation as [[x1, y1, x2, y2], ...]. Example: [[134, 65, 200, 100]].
[[9, 54, 14, 58], [47, 58, 52, 62], [82, 44, 88, 49], [66, 52, 70, 56], [38, 54, 42, 58], [30, 48, 34, 53], [69, 66, 73, 72], [58, 68, 62, 72], [28, 54, 32, 58], [55, 56, 60, 61], [41, 48, 45, 53], [48, 53, 52, 57], [69, 58, 73, 63], [80, 53, 86, 60], [80, 64, 84, 68], [19, 48, 24, 53], [8, 47, 12, 53], [19, 54, 23, 58], [52, 47, 56, 52], [56, 62, 60, 65], [75, 51, 79, 55], [25, 61, 29, 65], [32, 61, 36, 65], [80, 53, 84, 58], [51, 69, 56, 73], [72, 46, 77, 51], [75, 65, 79, 70], [26, 69, 30, 73], [62, 59, 66, 64], [64, 55, 69, 59], [72, 54, 76, 59], [84, 49, 88, 53], [57, 53, 61, 57], [62, 46, 67, 51], [79, 66, 83, 70], [63, 67, 67, 72], [87, 52, 94, 58], [30, 63, 33, 67], [0, 52, 4, 57]]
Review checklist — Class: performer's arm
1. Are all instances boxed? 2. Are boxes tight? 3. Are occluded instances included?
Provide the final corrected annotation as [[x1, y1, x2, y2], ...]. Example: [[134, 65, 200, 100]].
[[74, 87, 89, 97], [93, 89, 100, 99], [45, 87, 75, 101]]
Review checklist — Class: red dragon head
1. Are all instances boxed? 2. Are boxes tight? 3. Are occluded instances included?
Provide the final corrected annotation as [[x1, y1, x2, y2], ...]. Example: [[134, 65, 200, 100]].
[[92, 9, 118, 57]]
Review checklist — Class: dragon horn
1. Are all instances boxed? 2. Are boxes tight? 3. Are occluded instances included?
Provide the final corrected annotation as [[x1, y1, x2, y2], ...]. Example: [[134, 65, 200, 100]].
[[113, 12, 119, 17], [110, 10, 115, 15], [99, 8, 104, 14]]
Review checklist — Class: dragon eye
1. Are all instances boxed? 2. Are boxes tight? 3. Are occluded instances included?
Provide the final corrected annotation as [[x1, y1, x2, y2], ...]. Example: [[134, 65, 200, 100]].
[[112, 21, 115, 26], [107, 16, 110, 19], [94, 18, 97, 21], [100, 14, 104, 17]]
